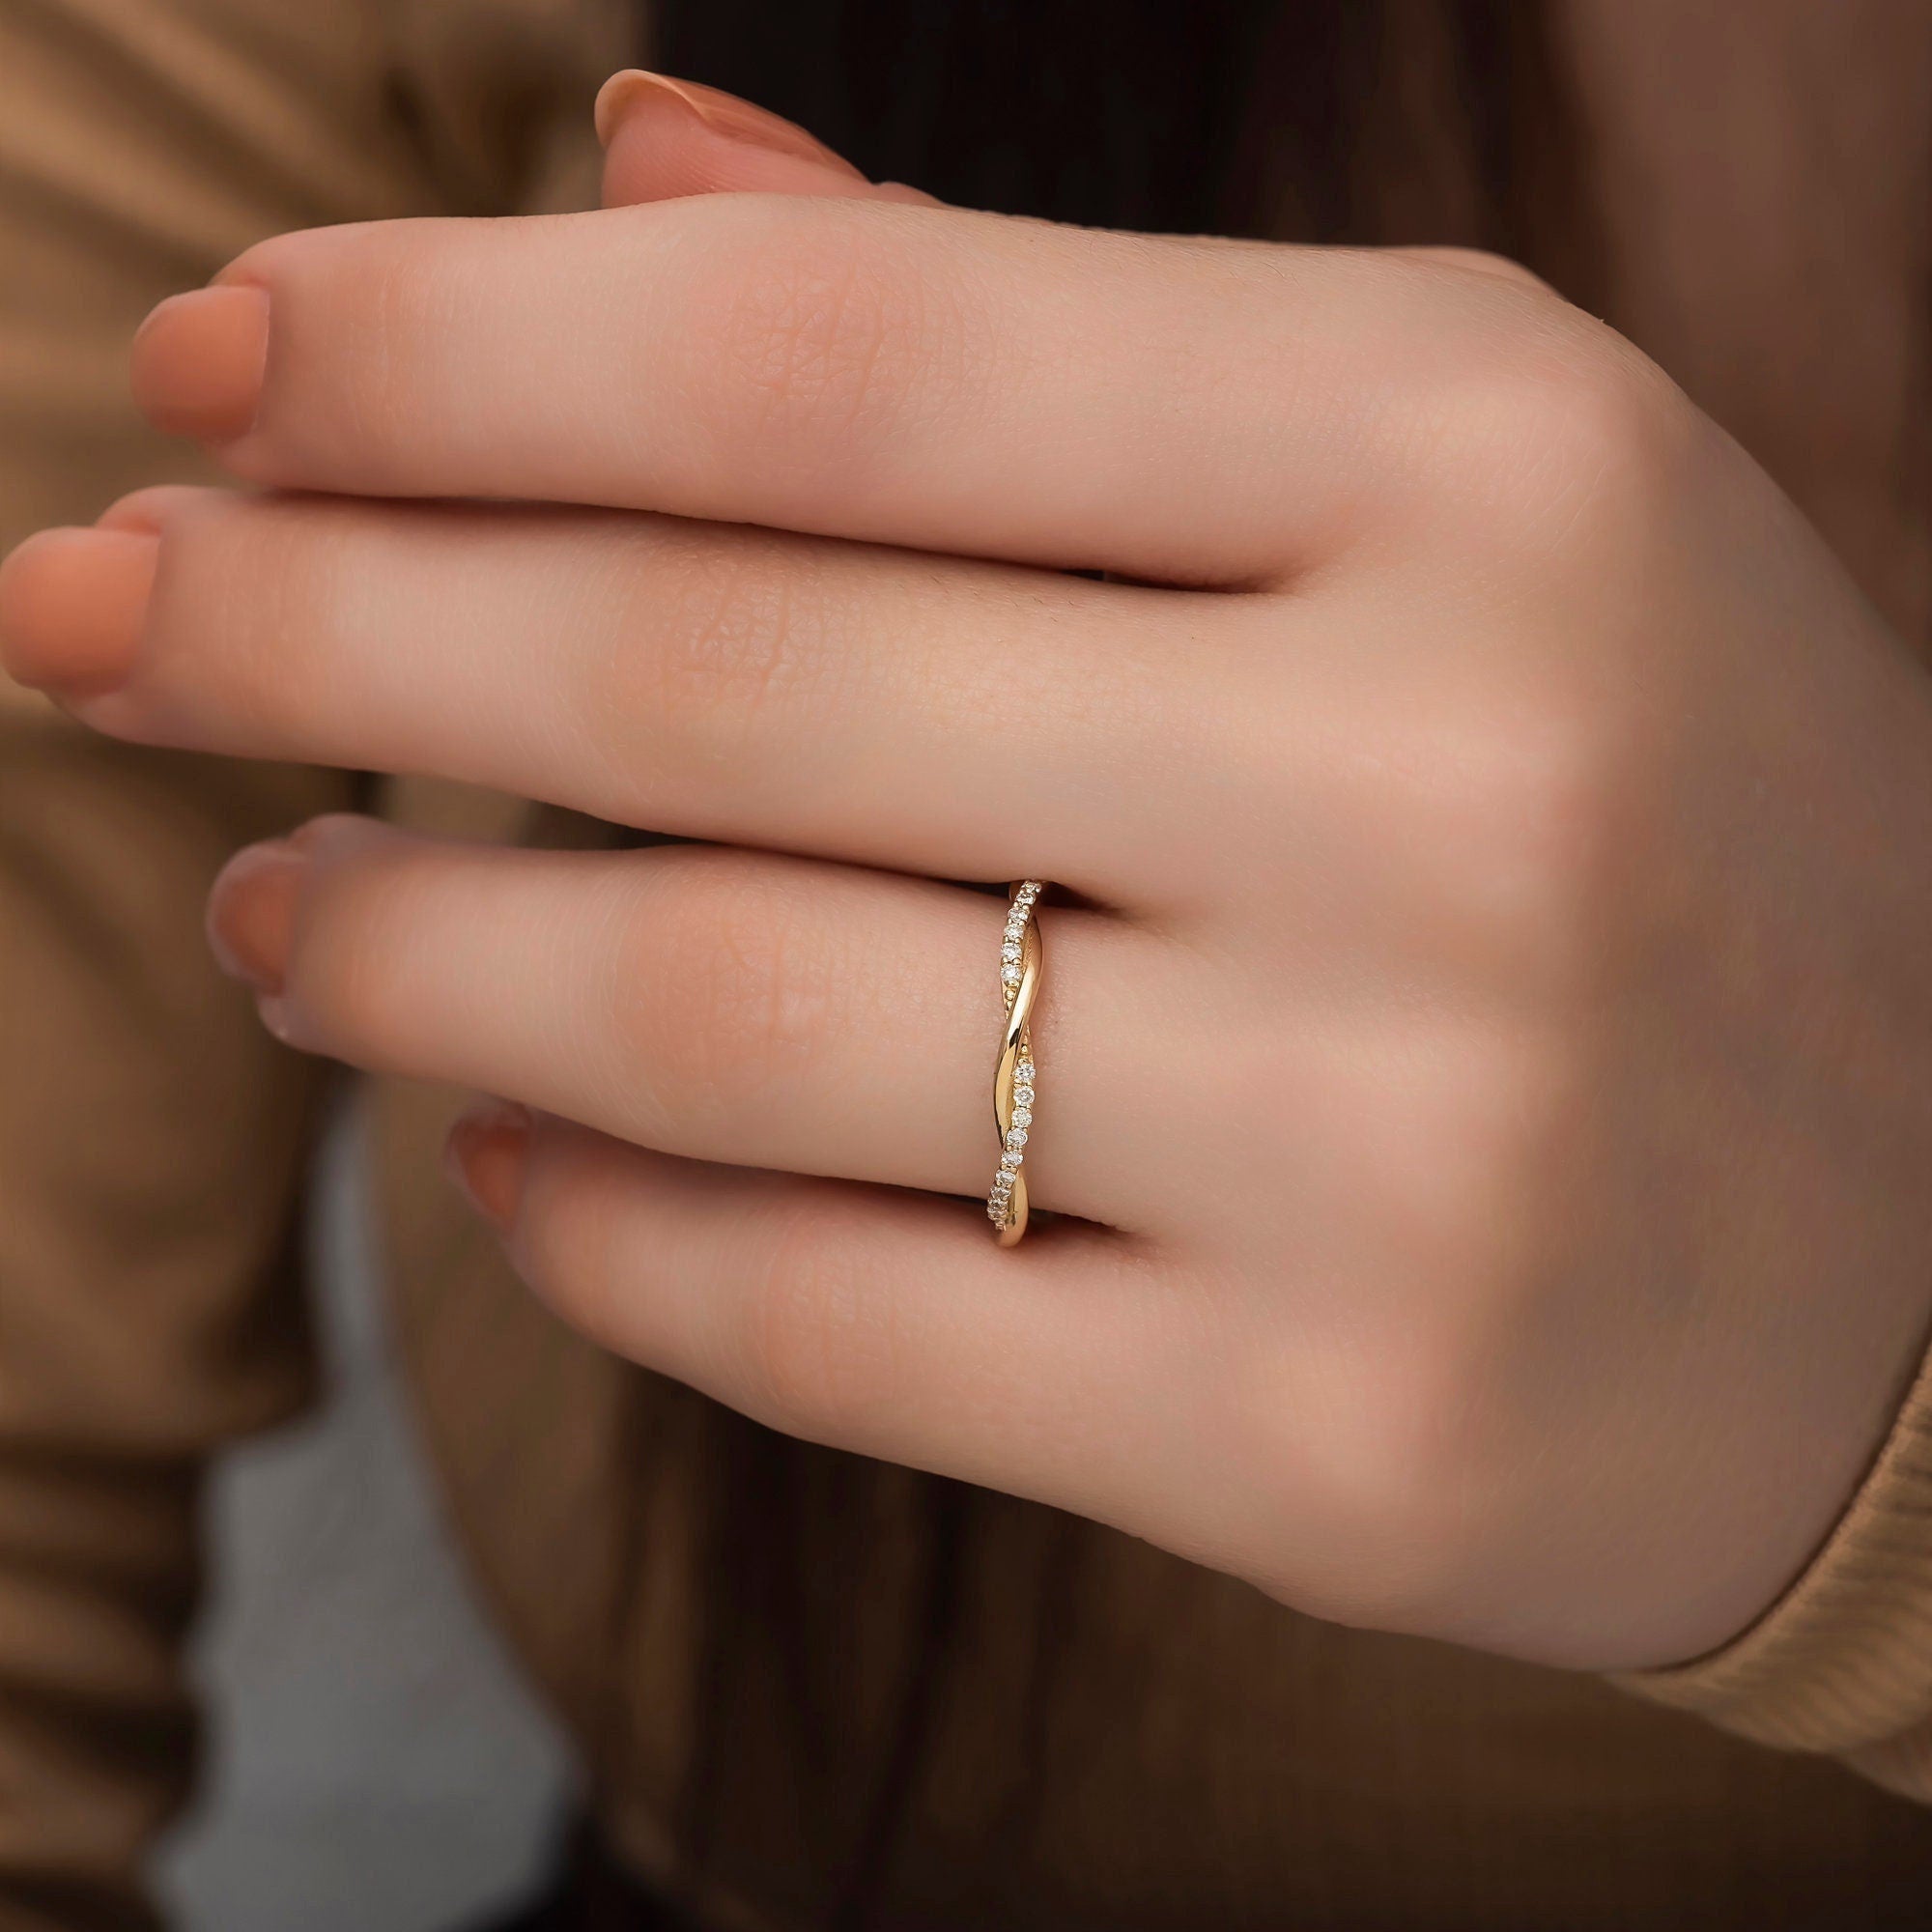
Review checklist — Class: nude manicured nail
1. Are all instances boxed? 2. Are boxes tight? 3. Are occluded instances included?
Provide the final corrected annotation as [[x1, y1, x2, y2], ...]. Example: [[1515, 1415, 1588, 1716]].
[[206, 839, 307, 995], [0, 526, 158, 696], [444, 1103, 533, 1233], [130, 284, 270, 441], [592, 69, 865, 178]]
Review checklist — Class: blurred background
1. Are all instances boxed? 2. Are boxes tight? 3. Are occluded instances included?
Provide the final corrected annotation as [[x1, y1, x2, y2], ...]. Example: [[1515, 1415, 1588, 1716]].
[[155, 1105, 573, 1932]]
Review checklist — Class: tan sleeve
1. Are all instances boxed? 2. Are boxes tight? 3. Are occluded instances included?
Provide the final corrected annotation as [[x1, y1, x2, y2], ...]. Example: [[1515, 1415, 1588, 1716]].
[[0, 2, 626, 1925], [1621, 1339, 1932, 1802]]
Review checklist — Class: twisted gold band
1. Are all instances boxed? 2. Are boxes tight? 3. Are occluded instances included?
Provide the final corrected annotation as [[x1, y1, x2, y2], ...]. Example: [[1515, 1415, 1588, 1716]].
[[988, 879, 1046, 1244]]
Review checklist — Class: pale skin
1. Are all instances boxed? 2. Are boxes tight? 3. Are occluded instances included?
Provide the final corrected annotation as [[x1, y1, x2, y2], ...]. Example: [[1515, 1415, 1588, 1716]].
[[5, 72, 1932, 1678]]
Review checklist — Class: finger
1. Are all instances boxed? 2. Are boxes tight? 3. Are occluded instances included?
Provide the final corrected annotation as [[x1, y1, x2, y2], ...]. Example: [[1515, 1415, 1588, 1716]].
[[210, 818, 1179, 1232], [594, 70, 943, 210], [124, 187, 1470, 585], [18, 486, 1230, 902], [1392, 243, 1554, 295], [448, 1114, 1251, 1568]]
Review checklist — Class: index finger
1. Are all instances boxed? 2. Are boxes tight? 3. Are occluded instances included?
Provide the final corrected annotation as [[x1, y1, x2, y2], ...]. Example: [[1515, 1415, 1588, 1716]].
[[128, 194, 1452, 586]]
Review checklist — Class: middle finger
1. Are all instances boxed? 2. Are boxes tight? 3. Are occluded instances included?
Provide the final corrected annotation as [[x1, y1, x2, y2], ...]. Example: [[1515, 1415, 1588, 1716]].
[[13, 486, 1242, 907]]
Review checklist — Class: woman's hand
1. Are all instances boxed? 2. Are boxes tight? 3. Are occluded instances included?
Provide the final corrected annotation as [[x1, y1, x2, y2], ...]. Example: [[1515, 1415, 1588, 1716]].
[[6, 77, 1932, 1675]]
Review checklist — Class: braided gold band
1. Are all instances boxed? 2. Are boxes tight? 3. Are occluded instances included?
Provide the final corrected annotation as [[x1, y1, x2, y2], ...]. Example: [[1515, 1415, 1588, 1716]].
[[988, 880, 1046, 1244]]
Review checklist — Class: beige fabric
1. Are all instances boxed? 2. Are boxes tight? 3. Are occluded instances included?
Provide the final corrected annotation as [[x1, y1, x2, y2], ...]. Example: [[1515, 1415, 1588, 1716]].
[[1627, 1342, 1932, 1784], [0, 4, 623, 1927], [7, 2, 1932, 1927]]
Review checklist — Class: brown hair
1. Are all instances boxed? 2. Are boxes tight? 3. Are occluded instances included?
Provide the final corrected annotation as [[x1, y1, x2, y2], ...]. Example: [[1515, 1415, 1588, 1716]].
[[657, 1, 1598, 295]]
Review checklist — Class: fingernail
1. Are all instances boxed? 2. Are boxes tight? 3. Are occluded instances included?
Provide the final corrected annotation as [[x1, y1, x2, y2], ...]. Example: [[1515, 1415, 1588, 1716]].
[[444, 1103, 533, 1233], [206, 839, 306, 994], [130, 284, 270, 442], [593, 69, 865, 178], [0, 526, 158, 696]]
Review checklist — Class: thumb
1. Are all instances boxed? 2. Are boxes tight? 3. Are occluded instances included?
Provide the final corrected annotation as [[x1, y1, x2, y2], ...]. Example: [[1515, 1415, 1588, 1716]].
[[594, 70, 939, 209]]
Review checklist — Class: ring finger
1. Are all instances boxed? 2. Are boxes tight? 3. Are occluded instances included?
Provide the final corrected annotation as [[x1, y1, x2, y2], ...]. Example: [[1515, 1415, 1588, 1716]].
[[212, 815, 1186, 1233]]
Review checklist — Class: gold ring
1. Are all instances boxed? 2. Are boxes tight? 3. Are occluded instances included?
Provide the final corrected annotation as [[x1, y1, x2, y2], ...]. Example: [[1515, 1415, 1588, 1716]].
[[988, 879, 1046, 1243]]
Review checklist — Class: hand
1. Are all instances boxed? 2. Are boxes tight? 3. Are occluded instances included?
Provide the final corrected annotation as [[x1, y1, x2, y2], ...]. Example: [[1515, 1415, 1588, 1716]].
[[6, 74, 1932, 1674]]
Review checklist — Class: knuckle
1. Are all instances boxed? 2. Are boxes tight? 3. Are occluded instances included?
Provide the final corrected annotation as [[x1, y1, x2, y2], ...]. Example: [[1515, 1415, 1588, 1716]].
[[1238, 1006, 1600, 1633], [1370, 1019, 1590, 1328], [1416, 676, 1649, 1002], [733, 1197, 895, 1442], [1433, 1019, 1594, 1270], [617, 855, 836, 1129], [677, 199, 952, 473], [724, 245, 911, 440], [1420, 329, 1695, 552], [1238, 1315, 1491, 1633], [596, 526, 833, 780], [1360, 641, 1662, 1020]]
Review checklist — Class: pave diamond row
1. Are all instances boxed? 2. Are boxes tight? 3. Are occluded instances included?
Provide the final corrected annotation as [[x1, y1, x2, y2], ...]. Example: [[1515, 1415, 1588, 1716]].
[[988, 880, 1046, 1237], [986, 1054, 1037, 1225], [999, 878, 1042, 990]]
